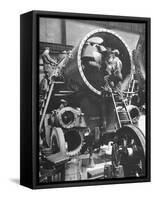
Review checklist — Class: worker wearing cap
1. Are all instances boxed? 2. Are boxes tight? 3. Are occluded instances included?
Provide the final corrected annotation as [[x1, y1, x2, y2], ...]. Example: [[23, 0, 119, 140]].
[[41, 47, 57, 79], [104, 48, 123, 90], [100, 48, 123, 131]]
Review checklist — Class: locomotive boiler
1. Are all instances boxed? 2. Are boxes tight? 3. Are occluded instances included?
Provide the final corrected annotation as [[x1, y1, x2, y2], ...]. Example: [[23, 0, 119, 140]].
[[61, 28, 132, 95], [59, 28, 136, 132]]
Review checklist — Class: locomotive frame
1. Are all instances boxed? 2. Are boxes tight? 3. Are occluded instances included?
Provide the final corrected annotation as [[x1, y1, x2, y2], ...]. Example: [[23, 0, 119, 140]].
[[20, 10, 151, 189]]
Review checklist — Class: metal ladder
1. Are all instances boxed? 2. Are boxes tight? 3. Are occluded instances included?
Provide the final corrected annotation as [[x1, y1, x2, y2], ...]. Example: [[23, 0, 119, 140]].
[[111, 90, 133, 128], [124, 73, 138, 105]]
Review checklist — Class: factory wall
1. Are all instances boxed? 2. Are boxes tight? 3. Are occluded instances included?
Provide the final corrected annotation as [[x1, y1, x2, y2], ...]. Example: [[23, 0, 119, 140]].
[[65, 20, 100, 46], [39, 17, 145, 51], [40, 18, 62, 43]]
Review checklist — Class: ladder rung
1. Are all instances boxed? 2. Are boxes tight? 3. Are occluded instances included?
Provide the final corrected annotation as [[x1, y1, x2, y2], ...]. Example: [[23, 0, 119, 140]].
[[117, 111, 127, 113], [53, 81, 64, 84], [115, 101, 123, 103], [123, 91, 136, 94], [120, 120, 131, 122], [54, 94, 68, 96], [59, 90, 74, 93]]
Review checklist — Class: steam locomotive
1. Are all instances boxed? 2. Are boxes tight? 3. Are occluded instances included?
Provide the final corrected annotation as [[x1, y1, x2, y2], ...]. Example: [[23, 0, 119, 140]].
[[39, 28, 145, 182]]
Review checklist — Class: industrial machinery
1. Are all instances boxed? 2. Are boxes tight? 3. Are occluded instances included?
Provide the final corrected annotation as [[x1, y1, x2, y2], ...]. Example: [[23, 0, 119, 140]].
[[39, 28, 146, 182]]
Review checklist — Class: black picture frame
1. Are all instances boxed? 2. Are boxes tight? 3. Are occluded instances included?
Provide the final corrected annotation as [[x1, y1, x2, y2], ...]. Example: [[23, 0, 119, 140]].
[[20, 10, 151, 189]]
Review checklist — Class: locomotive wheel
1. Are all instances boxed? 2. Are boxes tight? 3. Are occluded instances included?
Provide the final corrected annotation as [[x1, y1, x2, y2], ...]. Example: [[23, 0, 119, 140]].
[[49, 127, 83, 157], [112, 124, 145, 177], [49, 127, 67, 154], [64, 129, 83, 157]]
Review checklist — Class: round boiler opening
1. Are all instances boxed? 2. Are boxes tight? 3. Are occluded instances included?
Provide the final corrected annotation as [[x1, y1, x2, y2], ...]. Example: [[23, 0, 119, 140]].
[[64, 130, 82, 154], [78, 28, 132, 95]]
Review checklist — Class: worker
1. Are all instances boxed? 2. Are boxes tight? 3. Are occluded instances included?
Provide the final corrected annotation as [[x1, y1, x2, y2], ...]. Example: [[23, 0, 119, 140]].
[[41, 47, 57, 79], [103, 48, 123, 92], [100, 49, 123, 131]]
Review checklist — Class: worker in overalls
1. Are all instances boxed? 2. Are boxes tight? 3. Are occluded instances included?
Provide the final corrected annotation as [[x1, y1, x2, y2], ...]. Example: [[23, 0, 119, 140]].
[[100, 48, 123, 132], [39, 47, 58, 110], [42, 47, 57, 78], [104, 48, 123, 91], [40, 47, 57, 94]]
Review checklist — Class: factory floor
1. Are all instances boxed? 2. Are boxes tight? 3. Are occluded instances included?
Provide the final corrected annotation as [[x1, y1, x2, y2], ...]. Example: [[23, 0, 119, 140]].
[[40, 114, 145, 183], [65, 149, 113, 181]]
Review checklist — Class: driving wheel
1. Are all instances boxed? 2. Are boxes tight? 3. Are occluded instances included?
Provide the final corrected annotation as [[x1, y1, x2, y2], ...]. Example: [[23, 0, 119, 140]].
[[112, 124, 145, 177]]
